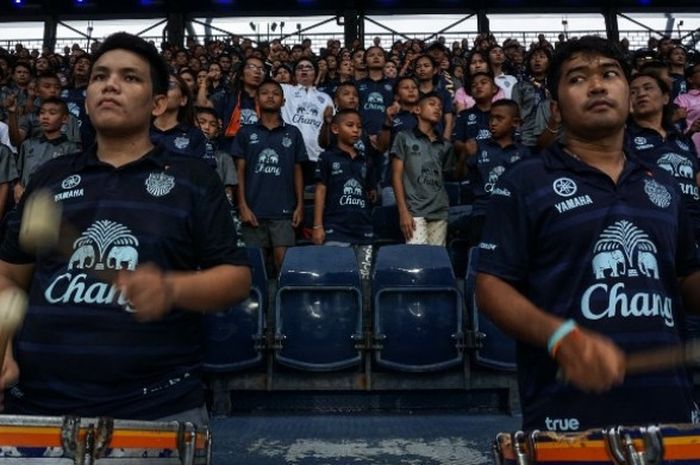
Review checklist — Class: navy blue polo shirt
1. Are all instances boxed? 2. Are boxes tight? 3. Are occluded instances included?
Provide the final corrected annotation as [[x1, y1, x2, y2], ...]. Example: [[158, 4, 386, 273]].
[[390, 109, 417, 143], [453, 107, 491, 143], [469, 138, 530, 216], [211, 89, 258, 136], [61, 85, 95, 149], [627, 123, 700, 241], [150, 123, 214, 169], [315, 146, 375, 244], [317, 79, 340, 99], [478, 143, 699, 431], [0, 144, 247, 420], [231, 121, 308, 219], [357, 77, 395, 135]]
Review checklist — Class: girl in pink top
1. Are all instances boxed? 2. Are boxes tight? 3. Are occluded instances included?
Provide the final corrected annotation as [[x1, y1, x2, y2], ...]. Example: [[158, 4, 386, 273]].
[[674, 63, 700, 155], [454, 50, 505, 112]]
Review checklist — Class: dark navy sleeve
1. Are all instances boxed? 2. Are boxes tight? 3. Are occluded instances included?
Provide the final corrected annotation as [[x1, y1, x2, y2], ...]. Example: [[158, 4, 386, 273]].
[[675, 184, 700, 278], [442, 89, 454, 114], [366, 157, 377, 191], [452, 111, 467, 142], [230, 127, 247, 159], [314, 152, 330, 184], [293, 127, 309, 163], [191, 168, 248, 269], [477, 168, 532, 285]]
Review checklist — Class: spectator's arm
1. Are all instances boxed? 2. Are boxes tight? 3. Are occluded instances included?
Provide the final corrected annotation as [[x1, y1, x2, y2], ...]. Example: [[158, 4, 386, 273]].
[[312, 183, 326, 245], [196, 78, 214, 108], [442, 112, 454, 141], [391, 156, 415, 242]]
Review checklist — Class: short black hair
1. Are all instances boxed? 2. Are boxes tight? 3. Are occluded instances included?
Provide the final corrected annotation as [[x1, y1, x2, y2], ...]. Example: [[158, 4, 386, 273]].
[[40, 96, 68, 115], [93, 32, 169, 96], [490, 99, 520, 118], [364, 45, 386, 62], [293, 58, 318, 76], [547, 36, 630, 102], [417, 91, 442, 106], [393, 76, 418, 95], [335, 81, 358, 96], [332, 108, 361, 125], [194, 106, 219, 120], [37, 72, 60, 83], [256, 78, 283, 95]]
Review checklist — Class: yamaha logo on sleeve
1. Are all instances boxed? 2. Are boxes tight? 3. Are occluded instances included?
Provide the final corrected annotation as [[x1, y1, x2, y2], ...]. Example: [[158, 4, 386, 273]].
[[552, 177, 577, 197]]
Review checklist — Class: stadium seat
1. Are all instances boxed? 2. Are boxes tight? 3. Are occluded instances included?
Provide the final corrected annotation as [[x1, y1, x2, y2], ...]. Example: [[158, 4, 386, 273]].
[[445, 181, 461, 206], [464, 247, 516, 371], [373, 245, 463, 371], [203, 247, 268, 372], [275, 246, 363, 371], [372, 205, 403, 245]]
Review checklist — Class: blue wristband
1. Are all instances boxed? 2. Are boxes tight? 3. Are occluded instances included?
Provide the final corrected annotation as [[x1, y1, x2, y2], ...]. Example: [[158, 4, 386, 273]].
[[547, 319, 578, 354]]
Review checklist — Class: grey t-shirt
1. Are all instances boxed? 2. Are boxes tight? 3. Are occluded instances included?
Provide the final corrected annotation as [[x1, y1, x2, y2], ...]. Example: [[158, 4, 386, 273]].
[[20, 112, 82, 145], [391, 128, 455, 220], [215, 150, 237, 187], [0, 144, 18, 184], [18, 135, 80, 186]]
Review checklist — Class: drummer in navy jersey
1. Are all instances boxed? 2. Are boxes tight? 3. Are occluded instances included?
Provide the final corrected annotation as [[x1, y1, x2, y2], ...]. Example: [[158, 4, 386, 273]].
[[0, 32, 251, 424], [356, 46, 395, 137], [627, 72, 700, 242], [476, 36, 700, 431], [151, 74, 213, 168]]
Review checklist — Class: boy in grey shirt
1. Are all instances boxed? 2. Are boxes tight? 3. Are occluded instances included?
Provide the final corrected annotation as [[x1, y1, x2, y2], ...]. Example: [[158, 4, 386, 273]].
[[391, 92, 464, 246], [15, 97, 80, 201]]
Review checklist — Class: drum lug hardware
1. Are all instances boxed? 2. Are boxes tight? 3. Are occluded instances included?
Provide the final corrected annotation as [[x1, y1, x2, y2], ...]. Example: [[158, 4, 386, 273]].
[[606, 425, 663, 465], [511, 430, 530, 465], [492, 433, 507, 465], [177, 422, 197, 465], [61, 416, 81, 462], [641, 426, 663, 465], [82, 425, 95, 465], [527, 429, 540, 464], [92, 417, 114, 460]]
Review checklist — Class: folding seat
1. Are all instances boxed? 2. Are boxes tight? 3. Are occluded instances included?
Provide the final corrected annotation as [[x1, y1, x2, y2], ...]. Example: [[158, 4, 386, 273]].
[[464, 247, 516, 371], [371, 205, 403, 246], [373, 245, 463, 371], [275, 246, 363, 370], [447, 205, 474, 279], [203, 247, 268, 372]]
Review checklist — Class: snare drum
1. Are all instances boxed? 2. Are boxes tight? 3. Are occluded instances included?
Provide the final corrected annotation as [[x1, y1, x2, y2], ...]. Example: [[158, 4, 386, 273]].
[[0, 415, 211, 464], [494, 423, 700, 465]]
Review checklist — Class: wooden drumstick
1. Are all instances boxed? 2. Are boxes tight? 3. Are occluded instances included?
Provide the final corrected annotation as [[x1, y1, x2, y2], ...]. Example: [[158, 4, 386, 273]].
[[19, 189, 118, 283], [0, 288, 28, 380], [624, 339, 700, 375]]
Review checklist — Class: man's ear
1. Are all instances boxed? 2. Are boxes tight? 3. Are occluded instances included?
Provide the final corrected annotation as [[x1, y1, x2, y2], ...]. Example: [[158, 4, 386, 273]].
[[151, 94, 168, 118]]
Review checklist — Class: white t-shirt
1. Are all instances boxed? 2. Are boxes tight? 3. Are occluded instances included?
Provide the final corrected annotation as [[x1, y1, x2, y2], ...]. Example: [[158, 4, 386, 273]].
[[494, 74, 518, 100], [281, 84, 333, 162]]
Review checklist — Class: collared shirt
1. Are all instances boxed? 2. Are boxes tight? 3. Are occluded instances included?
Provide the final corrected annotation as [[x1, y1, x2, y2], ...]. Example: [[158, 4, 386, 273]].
[[0, 144, 247, 420], [494, 73, 518, 99], [390, 127, 455, 219], [0, 143, 17, 183], [18, 135, 81, 186], [478, 143, 699, 431], [19, 111, 82, 146], [150, 123, 213, 168], [453, 107, 491, 143], [315, 146, 375, 244], [390, 109, 418, 144], [281, 83, 334, 162], [626, 123, 700, 240], [211, 89, 258, 135], [61, 85, 95, 149], [357, 76, 395, 135], [469, 138, 530, 216], [205, 139, 237, 187], [512, 78, 549, 146], [231, 121, 308, 219]]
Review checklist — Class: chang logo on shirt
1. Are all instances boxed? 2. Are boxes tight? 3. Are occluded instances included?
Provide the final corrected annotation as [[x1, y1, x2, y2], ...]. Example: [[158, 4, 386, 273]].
[[174, 137, 190, 150], [145, 172, 175, 197], [44, 220, 140, 311], [364, 92, 386, 112], [292, 103, 322, 128], [644, 179, 672, 208], [254, 149, 281, 176], [241, 108, 258, 125], [340, 179, 365, 208], [657, 153, 693, 178], [581, 220, 673, 327], [417, 167, 442, 190]]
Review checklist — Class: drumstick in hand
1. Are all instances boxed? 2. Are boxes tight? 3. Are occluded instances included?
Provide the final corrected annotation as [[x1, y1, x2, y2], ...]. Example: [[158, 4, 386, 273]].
[[0, 288, 28, 382], [624, 339, 700, 375]]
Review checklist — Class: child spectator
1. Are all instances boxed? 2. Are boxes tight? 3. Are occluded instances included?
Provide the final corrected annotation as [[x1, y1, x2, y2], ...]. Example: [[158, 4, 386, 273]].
[[413, 54, 454, 140], [15, 97, 80, 201], [391, 92, 463, 246], [195, 106, 238, 202], [376, 76, 420, 153], [466, 99, 529, 244], [233, 79, 307, 272], [312, 109, 376, 277], [453, 71, 499, 158]]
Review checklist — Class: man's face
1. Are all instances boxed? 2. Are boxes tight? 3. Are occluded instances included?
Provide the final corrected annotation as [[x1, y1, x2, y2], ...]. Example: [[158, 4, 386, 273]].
[[74, 57, 91, 77], [86, 49, 164, 136], [242, 59, 265, 88], [489, 47, 505, 66], [219, 56, 232, 71], [395, 79, 419, 104], [196, 112, 220, 140], [365, 47, 385, 70], [35, 57, 49, 72], [335, 85, 359, 110], [352, 51, 366, 70], [175, 51, 188, 66], [414, 57, 435, 81], [553, 53, 629, 139], [529, 50, 550, 75], [630, 75, 668, 119], [294, 61, 316, 87], [415, 96, 443, 124], [669, 48, 686, 66], [37, 77, 61, 100], [39, 103, 67, 132], [659, 39, 673, 56], [13, 66, 31, 86], [471, 75, 496, 101], [256, 83, 284, 111]]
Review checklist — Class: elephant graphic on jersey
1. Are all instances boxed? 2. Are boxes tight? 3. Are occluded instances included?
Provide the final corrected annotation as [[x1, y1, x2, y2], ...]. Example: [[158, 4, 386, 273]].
[[678, 163, 693, 178], [68, 245, 96, 270], [107, 246, 138, 270], [637, 251, 659, 279], [592, 250, 626, 279]]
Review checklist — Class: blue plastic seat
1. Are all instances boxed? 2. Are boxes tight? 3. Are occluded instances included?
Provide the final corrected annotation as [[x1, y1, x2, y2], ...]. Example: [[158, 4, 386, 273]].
[[372, 205, 403, 245], [275, 246, 363, 371], [203, 247, 268, 372], [465, 247, 516, 371], [373, 245, 463, 371]]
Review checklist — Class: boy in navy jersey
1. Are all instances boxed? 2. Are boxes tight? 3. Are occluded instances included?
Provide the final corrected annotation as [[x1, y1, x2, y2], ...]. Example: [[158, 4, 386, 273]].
[[15, 98, 80, 202], [391, 92, 462, 245], [467, 99, 528, 244], [476, 36, 700, 431], [453, 72, 498, 158], [0, 33, 251, 424], [376, 76, 419, 154], [233, 79, 307, 272], [195, 107, 238, 202], [313, 110, 376, 276]]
